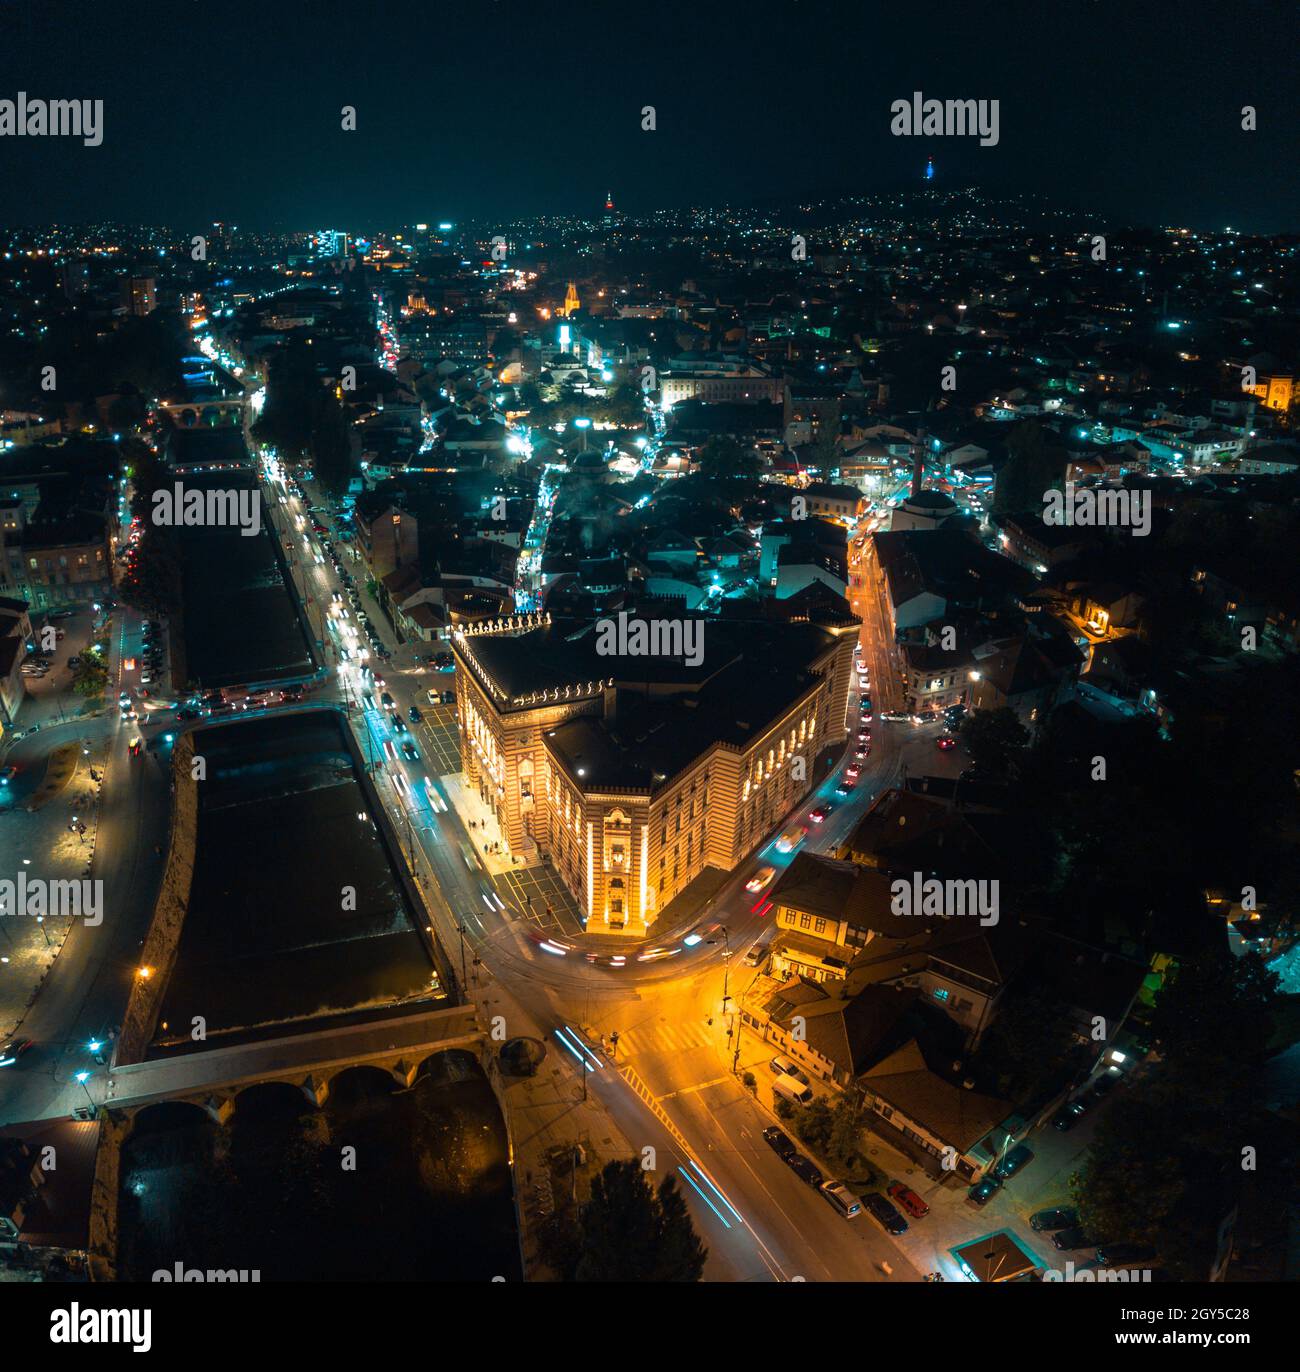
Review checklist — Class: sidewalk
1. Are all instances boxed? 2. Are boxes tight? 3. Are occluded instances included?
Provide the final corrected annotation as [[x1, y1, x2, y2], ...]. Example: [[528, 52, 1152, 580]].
[[470, 977, 636, 1280], [0, 736, 109, 1040], [440, 772, 544, 876]]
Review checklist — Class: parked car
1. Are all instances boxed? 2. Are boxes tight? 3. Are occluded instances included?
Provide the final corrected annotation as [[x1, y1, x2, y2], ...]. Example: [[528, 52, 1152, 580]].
[[1053, 1100, 1087, 1132], [994, 1144, 1034, 1180], [887, 1181, 930, 1218], [409, 705, 422, 722], [769, 1055, 810, 1085], [787, 1154, 824, 1188], [1030, 1207, 1079, 1232], [762, 1126, 796, 1161], [820, 1181, 861, 1219], [1052, 1226, 1094, 1251], [968, 1176, 1002, 1206], [771, 1074, 812, 1106], [862, 1192, 908, 1234]]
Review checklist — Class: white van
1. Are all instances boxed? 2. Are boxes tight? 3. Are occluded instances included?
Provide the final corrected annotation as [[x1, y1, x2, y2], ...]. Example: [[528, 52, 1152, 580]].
[[772, 1075, 812, 1106], [821, 1181, 861, 1219]]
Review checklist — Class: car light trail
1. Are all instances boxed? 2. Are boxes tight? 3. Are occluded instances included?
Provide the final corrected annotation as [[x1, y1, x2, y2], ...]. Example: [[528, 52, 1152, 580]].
[[675, 1166, 734, 1230], [680, 1159, 745, 1227], [553, 1025, 601, 1071]]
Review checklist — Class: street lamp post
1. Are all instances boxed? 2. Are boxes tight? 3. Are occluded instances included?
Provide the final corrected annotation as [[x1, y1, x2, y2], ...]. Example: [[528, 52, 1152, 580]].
[[456, 921, 470, 994], [73, 1071, 95, 1111]]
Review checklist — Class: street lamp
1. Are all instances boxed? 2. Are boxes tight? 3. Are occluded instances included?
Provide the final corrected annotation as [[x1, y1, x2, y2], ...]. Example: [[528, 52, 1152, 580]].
[[74, 1070, 95, 1109]]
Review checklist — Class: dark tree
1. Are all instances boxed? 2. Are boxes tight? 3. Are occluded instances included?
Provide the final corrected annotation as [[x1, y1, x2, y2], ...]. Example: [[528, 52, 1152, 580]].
[[959, 706, 1029, 781], [992, 420, 1066, 515], [572, 1160, 707, 1282], [972, 988, 1082, 1104], [698, 435, 759, 483]]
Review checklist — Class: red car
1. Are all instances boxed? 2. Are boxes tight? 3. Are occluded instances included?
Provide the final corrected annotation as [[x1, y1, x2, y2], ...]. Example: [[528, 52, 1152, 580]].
[[887, 1181, 930, 1219], [937, 735, 956, 751], [845, 764, 860, 780]]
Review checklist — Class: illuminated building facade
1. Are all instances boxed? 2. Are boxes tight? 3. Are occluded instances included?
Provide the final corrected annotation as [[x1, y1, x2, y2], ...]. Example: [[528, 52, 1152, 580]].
[[452, 611, 855, 934]]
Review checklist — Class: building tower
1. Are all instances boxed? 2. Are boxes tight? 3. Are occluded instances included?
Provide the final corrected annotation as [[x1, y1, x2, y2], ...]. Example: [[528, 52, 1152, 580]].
[[562, 281, 581, 317]]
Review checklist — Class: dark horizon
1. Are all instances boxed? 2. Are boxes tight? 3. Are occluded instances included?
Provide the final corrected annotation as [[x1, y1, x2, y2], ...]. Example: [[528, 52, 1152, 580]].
[[0, 0, 1296, 234]]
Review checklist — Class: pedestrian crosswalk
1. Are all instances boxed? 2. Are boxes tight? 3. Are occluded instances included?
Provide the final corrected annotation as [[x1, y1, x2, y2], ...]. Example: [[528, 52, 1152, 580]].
[[616, 1019, 717, 1059]]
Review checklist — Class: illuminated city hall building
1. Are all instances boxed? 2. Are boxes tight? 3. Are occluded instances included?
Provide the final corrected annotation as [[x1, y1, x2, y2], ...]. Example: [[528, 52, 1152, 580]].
[[452, 611, 856, 935]]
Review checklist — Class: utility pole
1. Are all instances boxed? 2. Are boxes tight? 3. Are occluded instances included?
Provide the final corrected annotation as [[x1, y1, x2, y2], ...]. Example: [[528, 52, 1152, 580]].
[[456, 921, 470, 994]]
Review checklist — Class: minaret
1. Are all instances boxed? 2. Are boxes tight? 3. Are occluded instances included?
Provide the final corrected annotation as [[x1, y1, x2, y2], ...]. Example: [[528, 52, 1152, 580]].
[[924, 157, 935, 182]]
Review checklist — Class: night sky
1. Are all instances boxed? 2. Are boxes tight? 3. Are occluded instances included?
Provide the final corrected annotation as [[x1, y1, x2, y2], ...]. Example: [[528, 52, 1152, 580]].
[[0, 0, 1296, 232]]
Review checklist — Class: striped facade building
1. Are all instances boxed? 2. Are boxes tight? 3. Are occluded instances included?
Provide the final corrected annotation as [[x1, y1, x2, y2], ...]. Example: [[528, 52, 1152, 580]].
[[452, 610, 856, 936]]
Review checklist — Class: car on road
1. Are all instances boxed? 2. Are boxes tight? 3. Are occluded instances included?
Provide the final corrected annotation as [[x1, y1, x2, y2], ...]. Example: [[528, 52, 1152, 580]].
[[834, 776, 857, 795], [0, 764, 18, 784], [809, 804, 832, 823], [854, 744, 870, 759], [635, 945, 680, 963], [409, 705, 422, 722], [887, 1181, 930, 1218], [762, 1126, 796, 1161], [1053, 1100, 1087, 1132], [820, 1181, 861, 1219], [0, 1039, 34, 1067], [176, 707, 202, 721], [858, 728, 871, 742], [787, 1154, 824, 1188], [881, 709, 913, 723], [380, 692, 395, 710], [994, 1144, 1034, 1180], [1052, 1226, 1094, 1251], [937, 735, 956, 750], [746, 866, 776, 893], [862, 1192, 909, 1234], [845, 764, 860, 780], [392, 715, 408, 734], [774, 825, 807, 854], [128, 737, 142, 756], [1031, 1207, 1079, 1232], [400, 741, 419, 761], [968, 1176, 1002, 1206], [741, 940, 769, 967], [681, 921, 722, 948]]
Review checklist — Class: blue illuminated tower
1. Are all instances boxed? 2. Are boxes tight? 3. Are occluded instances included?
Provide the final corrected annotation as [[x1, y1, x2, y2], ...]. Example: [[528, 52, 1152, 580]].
[[925, 157, 935, 181]]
